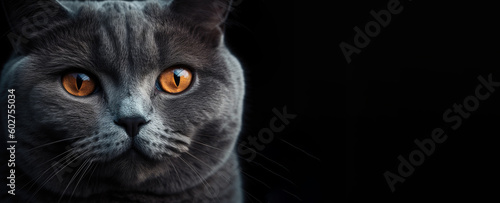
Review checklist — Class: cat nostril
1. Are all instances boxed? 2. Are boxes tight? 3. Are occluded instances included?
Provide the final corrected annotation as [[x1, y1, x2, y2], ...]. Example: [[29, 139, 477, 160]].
[[114, 117, 149, 137]]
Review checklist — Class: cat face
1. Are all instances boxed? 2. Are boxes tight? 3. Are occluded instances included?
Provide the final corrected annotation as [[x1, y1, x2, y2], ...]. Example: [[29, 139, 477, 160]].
[[1, 0, 244, 196]]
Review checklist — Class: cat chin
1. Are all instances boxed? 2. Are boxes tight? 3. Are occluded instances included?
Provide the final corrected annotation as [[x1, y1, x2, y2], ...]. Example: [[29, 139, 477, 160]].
[[99, 149, 168, 185]]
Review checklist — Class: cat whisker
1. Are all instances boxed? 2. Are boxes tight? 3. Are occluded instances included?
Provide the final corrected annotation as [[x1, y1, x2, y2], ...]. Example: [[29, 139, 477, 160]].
[[185, 151, 212, 168], [247, 160, 297, 186], [188, 145, 272, 189], [192, 139, 291, 172], [69, 160, 93, 202], [85, 162, 99, 190], [28, 150, 81, 194], [240, 170, 271, 189], [25, 149, 80, 194], [188, 148, 262, 202], [37, 148, 76, 169], [178, 156, 220, 202], [26, 135, 87, 152], [28, 150, 89, 202], [185, 150, 230, 182], [167, 143, 189, 154], [167, 159, 182, 189], [82, 162, 100, 200], [190, 140, 224, 151], [243, 190, 264, 203], [189, 141, 243, 164], [188, 145, 225, 161], [58, 158, 91, 203], [164, 132, 191, 144], [20, 147, 76, 191]]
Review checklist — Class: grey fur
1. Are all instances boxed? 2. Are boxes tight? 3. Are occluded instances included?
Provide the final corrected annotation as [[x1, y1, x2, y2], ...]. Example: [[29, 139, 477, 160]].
[[0, 0, 244, 202]]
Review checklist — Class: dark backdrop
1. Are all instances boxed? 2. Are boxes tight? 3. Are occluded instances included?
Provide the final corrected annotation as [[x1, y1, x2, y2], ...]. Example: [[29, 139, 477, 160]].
[[0, 1, 328, 202], [226, 1, 325, 202], [342, 0, 500, 202]]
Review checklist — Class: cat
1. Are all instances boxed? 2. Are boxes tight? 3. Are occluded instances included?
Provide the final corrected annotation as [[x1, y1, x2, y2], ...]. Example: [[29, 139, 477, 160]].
[[0, 0, 245, 202]]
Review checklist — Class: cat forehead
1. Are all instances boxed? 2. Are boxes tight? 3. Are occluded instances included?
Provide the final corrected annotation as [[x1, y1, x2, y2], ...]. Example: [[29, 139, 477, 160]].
[[60, 1, 167, 31], [61, 1, 158, 25], [45, 1, 210, 75], [56, 1, 158, 75], [60, 0, 161, 12]]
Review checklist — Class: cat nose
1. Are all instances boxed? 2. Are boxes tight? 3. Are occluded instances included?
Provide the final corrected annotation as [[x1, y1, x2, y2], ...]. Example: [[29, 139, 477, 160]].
[[114, 117, 149, 137]]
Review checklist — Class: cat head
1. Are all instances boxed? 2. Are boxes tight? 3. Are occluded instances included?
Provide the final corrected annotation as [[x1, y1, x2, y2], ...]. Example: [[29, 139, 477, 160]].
[[1, 0, 244, 196]]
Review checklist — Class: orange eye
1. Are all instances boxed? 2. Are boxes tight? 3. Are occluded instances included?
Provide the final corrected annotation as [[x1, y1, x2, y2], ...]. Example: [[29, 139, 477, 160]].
[[62, 73, 96, 97], [157, 67, 193, 94]]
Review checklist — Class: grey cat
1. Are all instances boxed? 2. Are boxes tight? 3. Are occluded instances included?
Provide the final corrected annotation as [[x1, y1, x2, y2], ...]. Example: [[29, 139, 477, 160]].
[[0, 0, 245, 202]]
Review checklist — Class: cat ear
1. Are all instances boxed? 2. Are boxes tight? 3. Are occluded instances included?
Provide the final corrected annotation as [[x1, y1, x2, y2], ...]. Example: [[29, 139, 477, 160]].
[[1, 0, 70, 54], [169, 0, 233, 46]]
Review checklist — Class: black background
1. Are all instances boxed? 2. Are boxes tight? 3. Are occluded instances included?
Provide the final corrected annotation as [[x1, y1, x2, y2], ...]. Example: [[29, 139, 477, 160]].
[[343, 0, 500, 202], [225, 1, 326, 202], [0, 1, 329, 202]]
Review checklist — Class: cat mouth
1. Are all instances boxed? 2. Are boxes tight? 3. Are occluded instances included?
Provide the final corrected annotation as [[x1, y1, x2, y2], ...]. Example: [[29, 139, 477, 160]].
[[128, 140, 162, 161], [126, 147, 148, 159], [103, 145, 162, 185], [111, 142, 153, 163]]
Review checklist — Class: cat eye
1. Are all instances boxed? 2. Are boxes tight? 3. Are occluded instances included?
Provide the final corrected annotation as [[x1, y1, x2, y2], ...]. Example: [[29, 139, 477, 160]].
[[62, 73, 97, 97], [156, 67, 193, 94]]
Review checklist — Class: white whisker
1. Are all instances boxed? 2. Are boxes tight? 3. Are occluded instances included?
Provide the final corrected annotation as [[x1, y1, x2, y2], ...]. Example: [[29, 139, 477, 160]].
[[28, 150, 89, 202], [20, 148, 75, 191], [58, 159, 90, 203], [27, 135, 87, 152], [185, 151, 230, 182], [69, 160, 93, 202], [179, 156, 220, 202], [168, 159, 182, 189], [190, 140, 224, 151]]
